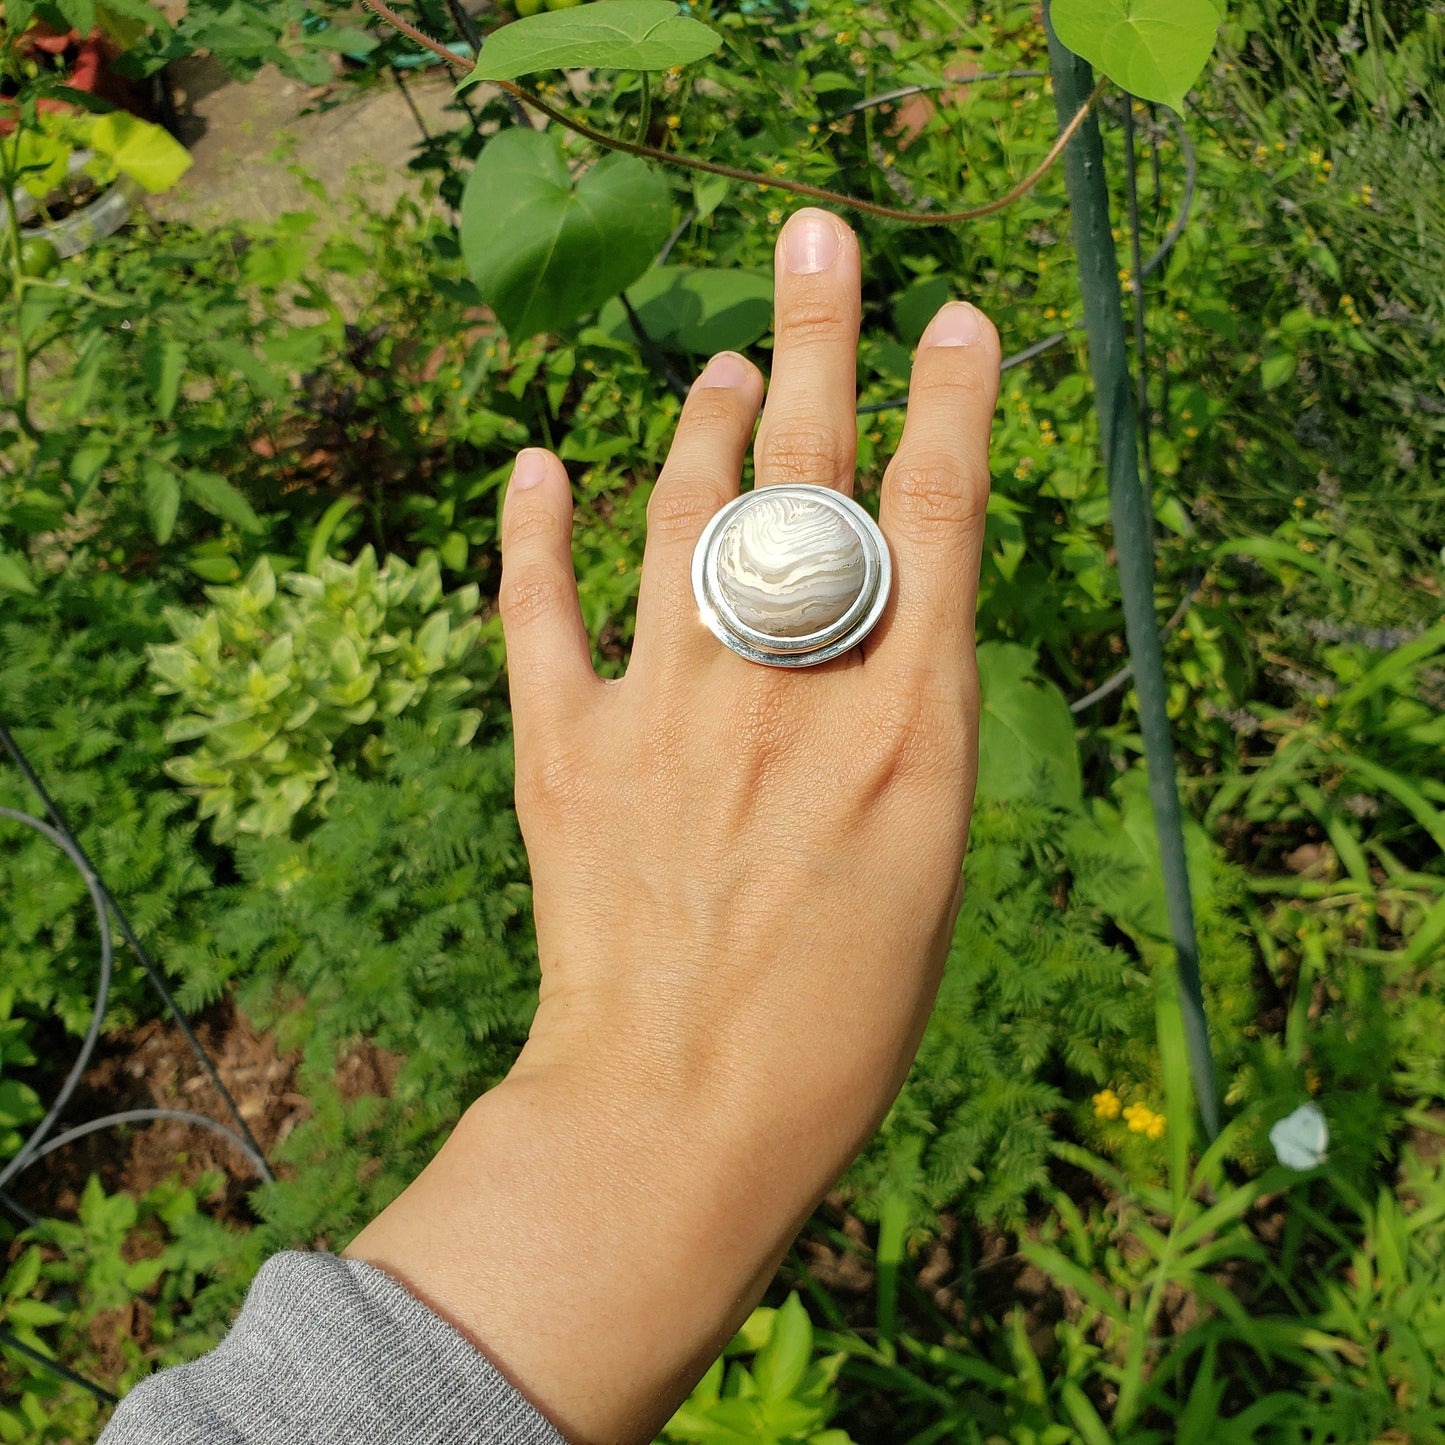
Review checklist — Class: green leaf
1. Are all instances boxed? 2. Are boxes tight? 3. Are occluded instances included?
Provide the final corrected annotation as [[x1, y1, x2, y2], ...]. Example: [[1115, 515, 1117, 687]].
[[1065, 766, 1214, 944], [184, 469, 263, 533], [460, 128, 672, 339], [1050, 0, 1220, 112], [597, 265, 773, 354], [692, 173, 729, 221], [976, 642, 1082, 812], [1259, 351, 1297, 390], [145, 462, 182, 544], [0, 549, 37, 597], [145, 339, 187, 420], [85, 111, 193, 193], [4, 1300, 66, 1328], [462, 0, 721, 83], [753, 1293, 811, 1402], [56, 0, 97, 34]]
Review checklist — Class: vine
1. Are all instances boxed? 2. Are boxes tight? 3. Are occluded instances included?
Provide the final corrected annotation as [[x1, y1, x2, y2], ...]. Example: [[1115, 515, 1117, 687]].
[[358, 0, 1104, 226]]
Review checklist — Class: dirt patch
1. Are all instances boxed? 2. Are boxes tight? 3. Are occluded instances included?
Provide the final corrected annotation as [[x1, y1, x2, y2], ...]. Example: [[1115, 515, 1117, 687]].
[[11, 998, 406, 1231]]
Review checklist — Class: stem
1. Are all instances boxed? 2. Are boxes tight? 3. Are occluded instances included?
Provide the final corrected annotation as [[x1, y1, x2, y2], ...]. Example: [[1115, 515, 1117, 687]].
[[1043, 3, 1219, 1139], [637, 70, 652, 148], [357, 0, 1103, 226], [1, 135, 38, 441]]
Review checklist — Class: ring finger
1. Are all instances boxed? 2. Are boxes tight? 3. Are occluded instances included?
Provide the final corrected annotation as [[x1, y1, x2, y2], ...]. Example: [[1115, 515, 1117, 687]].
[[753, 207, 861, 497]]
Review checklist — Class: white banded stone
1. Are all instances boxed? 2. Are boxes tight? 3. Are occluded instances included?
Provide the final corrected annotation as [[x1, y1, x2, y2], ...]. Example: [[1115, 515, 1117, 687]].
[[714, 492, 866, 638]]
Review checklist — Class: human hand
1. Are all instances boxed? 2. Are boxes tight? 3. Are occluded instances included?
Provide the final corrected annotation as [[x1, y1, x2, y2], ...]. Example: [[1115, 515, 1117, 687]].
[[346, 207, 1000, 1444]]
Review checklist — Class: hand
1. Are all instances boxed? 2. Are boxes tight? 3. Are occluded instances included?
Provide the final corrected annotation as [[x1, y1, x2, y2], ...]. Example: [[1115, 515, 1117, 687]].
[[346, 207, 1000, 1445]]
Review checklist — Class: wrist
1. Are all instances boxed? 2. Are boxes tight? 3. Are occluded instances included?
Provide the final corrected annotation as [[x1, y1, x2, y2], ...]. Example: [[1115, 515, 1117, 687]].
[[345, 1061, 815, 1445]]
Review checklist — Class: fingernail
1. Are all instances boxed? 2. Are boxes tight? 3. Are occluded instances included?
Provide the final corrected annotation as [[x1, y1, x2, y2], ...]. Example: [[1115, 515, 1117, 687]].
[[697, 352, 750, 388], [923, 302, 984, 347], [511, 450, 548, 489], [783, 208, 840, 274]]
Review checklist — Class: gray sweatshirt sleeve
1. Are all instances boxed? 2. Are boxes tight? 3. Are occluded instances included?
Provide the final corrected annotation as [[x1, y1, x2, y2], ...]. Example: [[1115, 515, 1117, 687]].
[[99, 1251, 569, 1445]]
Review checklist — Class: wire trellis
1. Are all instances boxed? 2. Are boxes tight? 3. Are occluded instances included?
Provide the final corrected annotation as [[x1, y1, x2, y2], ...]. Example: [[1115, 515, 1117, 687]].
[[0, 724, 274, 1406], [1, 8, 1208, 1413]]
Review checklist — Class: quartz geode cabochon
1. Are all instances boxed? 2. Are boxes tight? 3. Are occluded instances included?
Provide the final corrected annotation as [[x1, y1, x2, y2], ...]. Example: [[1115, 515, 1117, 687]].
[[713, 492, 867, 638], [692, 484, 892, 667]]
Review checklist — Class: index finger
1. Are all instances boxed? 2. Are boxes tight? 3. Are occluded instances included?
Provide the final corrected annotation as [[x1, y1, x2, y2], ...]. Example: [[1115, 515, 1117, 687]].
[[876, 300, 1000, 667]]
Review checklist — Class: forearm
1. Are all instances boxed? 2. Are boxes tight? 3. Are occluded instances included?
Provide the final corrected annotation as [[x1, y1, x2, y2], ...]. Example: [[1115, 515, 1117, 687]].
[[343, 1060, 831, 1445]]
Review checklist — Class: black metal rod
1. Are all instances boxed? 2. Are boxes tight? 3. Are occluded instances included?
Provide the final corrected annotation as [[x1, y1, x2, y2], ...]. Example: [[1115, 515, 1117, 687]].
[[1043, 3, 1219, 1138], [0, 1328, 118, 1405], [0, 722, 275, 1181]]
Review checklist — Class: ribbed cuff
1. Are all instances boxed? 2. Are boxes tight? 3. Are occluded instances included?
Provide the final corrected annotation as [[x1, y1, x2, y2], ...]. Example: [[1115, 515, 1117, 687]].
[[101, 1251, 569, 1445]]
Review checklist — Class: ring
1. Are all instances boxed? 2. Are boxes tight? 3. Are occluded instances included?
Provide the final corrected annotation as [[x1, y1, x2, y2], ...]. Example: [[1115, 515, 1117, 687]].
[[691, 484, 892, 668]]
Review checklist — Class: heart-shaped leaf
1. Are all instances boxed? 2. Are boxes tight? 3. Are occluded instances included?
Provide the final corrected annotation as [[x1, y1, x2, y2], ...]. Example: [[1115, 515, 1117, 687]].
[[595, 265, 773, 353], [1050, 0, 1220, 112], [460, 127, 672, 339], [462, 0, 721, 85]]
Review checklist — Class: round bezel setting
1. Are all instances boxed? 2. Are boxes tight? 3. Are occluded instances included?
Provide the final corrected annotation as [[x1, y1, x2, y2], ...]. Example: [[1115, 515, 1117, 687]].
[[691, 485, 892, 668]]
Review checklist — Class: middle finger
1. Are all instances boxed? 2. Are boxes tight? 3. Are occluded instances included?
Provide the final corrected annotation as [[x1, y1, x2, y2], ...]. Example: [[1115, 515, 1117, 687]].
[[753, 207, 862, 497]]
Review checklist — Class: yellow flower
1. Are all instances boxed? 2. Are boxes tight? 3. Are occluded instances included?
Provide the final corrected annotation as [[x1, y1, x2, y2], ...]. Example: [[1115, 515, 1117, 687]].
[[1092, 1089, 1122, 1119], [666, 114, 681, 130], [1123, 1103, 1159, 1134], [768, 208, 783, 225], [807, 123, 819, 134], [1146, 1116, 1166, 1140], [772, 161, 788, 175]]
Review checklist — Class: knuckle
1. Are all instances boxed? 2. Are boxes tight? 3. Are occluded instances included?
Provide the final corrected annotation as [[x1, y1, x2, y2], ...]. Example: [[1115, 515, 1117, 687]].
[[647, 482, 724, 542], [755, 422, 852, 487], [779, 293, 853, 344], [499, 565, 567, 630], [516, 744, 594, 822], [502, 504, 557, 550], [683, 390, 751, 432], [911, 359, 996, 405], [887, 453, 988, 530]]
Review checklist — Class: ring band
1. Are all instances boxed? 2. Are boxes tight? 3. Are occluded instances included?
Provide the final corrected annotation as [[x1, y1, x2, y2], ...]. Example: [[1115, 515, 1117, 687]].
[[691, 484, 892, 668]]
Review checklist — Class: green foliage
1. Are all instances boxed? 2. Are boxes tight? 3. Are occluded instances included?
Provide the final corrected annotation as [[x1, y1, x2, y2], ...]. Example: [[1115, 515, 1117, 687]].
[[184, 717, 536, 1151], [463, 1, 722, 83], [975, 642, 1083, 814], [460, 129, 674, 339], [0, 990, 41, 1162], [150, 549, 489, 841], [848, 792, 1149, 1225], [1051, 0, 1223, 112], [1, 1172, 248, 1441], [4, 1, 1445, 1436], [0, 574, 211, 1038], [661, 1294, 855, 1445]]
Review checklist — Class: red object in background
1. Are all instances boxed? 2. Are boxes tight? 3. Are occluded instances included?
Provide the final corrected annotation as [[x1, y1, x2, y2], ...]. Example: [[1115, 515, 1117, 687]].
[[0, 20, 144, 135]]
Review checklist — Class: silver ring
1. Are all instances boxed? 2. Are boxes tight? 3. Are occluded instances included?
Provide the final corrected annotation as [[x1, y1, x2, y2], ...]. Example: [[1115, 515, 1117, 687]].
[[691, 485, 892, 668]]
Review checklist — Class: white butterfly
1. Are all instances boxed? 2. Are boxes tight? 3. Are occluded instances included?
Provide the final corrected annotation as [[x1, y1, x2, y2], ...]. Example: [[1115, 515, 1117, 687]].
[[1269, 1102, 1329, 1171]]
